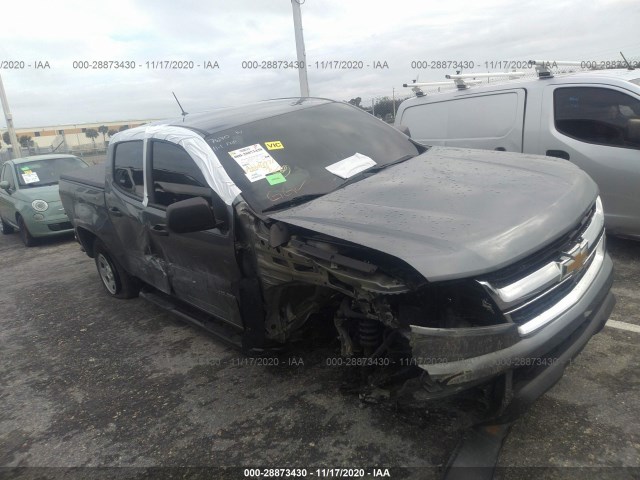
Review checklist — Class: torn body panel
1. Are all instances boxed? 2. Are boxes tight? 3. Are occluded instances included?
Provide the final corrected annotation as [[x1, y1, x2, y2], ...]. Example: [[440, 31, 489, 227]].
[[236, 191, 614, 415]]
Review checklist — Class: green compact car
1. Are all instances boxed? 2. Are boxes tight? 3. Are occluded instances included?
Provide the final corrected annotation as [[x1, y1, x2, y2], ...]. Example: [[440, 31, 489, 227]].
[[0, 154, 89, 246]]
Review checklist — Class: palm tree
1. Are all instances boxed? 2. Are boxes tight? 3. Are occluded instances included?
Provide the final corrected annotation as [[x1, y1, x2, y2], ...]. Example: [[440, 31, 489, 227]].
[[85, 129, 99, 150], [97, 125, 109, 146]]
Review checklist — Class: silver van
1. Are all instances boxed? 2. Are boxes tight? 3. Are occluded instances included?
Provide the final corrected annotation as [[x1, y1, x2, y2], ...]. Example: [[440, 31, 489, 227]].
[[395, 68, 640, 239]]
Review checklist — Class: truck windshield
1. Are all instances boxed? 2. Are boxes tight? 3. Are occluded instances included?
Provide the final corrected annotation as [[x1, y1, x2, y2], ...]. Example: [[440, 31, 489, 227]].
[[207, 102, 422, 213], [15, 157, 88, 188]]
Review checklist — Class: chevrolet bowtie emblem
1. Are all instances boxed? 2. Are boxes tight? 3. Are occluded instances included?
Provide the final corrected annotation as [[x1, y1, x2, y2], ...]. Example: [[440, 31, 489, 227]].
[[561, 241, 590, 278]]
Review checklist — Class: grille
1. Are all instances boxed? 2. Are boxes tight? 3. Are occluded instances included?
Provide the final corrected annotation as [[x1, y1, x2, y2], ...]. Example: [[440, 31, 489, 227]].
[[484, 204, 595, 288], [477, 197, 605, 336], [48, 221, 73, 232]]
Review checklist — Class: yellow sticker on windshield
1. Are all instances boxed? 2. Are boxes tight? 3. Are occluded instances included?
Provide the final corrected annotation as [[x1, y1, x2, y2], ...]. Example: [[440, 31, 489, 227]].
[[265, 141, 284, 150]]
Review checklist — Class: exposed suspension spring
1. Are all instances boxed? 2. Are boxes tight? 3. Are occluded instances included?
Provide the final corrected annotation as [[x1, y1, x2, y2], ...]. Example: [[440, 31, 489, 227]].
[[359, 319, 381, 349]]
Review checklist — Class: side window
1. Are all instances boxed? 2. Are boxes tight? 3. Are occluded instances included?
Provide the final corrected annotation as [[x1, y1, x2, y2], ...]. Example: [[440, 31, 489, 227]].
[[554, 87, 640, 149], [113, 141, 144, 198], [150, 141, 211, 208]]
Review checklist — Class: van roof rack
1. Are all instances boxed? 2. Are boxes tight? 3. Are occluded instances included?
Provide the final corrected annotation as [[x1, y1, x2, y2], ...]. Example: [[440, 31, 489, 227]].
[[529, 60, 582, 78], [401, 80, 478, 96], [403, 55, 634, 96], [445, 72, 526, 89], [403, 72, 525, 94]]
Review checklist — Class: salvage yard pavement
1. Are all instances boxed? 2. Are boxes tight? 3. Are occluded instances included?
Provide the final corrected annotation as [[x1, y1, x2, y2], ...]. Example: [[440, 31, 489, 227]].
[[0, 233, 638, 479]]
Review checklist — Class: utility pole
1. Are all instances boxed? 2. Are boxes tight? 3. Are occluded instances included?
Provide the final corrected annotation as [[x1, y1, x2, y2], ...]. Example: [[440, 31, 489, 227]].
[[371, 98, 375, 116], [291, 0, 310, 97], [392, 87, 396, 118], [0, 74, 21, 159]]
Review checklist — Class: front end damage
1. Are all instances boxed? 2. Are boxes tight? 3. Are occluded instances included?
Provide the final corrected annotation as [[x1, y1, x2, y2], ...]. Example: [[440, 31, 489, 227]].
[[235, 196, 615, 418]]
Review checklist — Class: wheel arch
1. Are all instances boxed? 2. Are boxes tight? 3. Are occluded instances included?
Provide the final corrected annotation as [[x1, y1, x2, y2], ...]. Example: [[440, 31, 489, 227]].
[[76, 227, 98, 258]]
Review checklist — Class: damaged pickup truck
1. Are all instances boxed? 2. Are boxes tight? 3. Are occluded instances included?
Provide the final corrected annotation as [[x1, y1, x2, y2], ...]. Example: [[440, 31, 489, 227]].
[[59, 97, 615, 419]]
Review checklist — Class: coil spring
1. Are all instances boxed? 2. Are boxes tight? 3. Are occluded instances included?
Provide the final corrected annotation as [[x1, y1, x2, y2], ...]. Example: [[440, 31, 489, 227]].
[[359, 319, 381, 348]]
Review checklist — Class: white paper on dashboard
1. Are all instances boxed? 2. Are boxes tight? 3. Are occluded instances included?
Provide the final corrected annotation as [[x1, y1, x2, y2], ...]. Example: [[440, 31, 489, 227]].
[[22, 172, 40, 183], [325, 153, 376, 179]]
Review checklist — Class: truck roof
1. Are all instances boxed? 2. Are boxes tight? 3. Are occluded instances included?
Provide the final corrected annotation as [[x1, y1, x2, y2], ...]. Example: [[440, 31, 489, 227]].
[[114, 97, 336, 141]]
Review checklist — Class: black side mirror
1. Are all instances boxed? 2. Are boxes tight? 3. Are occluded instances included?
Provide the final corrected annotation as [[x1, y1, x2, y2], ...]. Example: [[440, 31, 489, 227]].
[[166, 196, 217, 234], [395, 124, 411, 137]]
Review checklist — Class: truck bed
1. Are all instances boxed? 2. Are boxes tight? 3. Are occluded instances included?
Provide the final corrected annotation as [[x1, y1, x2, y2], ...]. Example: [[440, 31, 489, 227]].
[[60, 164, 105, 189]]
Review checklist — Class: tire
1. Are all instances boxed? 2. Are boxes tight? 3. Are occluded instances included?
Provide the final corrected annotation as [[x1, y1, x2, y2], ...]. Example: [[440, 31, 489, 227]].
[[0, 217, 15, 235], [17, 216, 36, 247], [93, 240, 140, 299]]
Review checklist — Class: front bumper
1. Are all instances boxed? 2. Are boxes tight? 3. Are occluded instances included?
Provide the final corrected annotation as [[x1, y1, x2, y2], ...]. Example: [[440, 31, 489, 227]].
[[409, 250, 615, 407], [23, 211, 74, 237]]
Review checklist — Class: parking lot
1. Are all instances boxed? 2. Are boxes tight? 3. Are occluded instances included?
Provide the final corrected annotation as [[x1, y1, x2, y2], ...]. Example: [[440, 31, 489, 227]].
[[0, 231, 638, 479]]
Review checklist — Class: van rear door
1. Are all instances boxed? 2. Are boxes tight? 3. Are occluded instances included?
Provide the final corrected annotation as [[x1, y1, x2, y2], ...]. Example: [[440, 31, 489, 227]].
[[399, 89, 526, 152]]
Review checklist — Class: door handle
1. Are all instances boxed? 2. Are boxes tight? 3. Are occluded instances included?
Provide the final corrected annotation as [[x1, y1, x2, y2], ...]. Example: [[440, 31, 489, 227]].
[[494, 147, 506, 151], [151, 224, 169, 236], [108, 207, 123, 217], [546, 150, 570, 160]]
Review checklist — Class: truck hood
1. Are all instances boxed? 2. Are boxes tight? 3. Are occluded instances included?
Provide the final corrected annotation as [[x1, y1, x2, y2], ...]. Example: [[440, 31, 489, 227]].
[[271, 147, 598, 282]]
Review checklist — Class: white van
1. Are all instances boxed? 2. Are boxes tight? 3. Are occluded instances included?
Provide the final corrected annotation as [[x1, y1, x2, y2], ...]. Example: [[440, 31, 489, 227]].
[[395, 68, 640, 238]]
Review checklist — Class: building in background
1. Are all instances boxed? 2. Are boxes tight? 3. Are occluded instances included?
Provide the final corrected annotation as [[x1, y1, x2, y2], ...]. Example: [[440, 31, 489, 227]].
[[1, 120, 153, 161]]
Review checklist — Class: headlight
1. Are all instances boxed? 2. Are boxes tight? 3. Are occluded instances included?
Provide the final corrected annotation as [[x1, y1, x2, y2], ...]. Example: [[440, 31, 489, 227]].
[[31, 199, 49, 212]]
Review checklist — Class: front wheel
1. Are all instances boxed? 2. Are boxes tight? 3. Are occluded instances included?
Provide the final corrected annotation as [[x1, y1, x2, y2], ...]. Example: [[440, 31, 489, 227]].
[[93, 240, 139, 299], [17, 216, 36, 247]]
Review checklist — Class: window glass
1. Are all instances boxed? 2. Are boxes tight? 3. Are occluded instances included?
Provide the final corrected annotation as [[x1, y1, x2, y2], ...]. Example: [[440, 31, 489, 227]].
[[113, 141, 144, 198], [209, 102, 421, 213], [150, 141, 210, 207], [554, 87, 640, 149], [14, 157, 88, 188]]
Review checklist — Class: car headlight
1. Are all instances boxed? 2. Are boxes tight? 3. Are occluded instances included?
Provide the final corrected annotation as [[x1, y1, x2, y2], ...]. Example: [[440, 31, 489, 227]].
[[32, 199, 49, 212]]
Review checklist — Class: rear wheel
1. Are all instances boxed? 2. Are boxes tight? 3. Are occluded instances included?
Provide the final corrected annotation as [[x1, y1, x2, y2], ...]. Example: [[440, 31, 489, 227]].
[[17, 216, 36, 247], [0, 217, 14, 235], [93, 240, 139, 299]]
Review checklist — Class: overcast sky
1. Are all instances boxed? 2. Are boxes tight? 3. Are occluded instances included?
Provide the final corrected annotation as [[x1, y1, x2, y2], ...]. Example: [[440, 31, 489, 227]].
[[1, 0, 639, 128]]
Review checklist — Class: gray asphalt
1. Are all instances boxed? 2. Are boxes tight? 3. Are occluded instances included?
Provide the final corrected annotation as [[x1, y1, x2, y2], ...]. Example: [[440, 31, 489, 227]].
[[0, 232, 638, 479]]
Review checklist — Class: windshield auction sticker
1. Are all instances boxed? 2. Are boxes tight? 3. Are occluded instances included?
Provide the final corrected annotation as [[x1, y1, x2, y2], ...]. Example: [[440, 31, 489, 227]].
[[21, 171, 40, 183], [325, 153, 376, 179], [265, 140, 284, 150], [228, 143, 281, 182]]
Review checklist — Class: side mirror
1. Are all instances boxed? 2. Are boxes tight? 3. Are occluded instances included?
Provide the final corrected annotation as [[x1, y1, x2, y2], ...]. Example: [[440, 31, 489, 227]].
[[0, 180, 10, 191], [395, 124, 411, 137], [166, 196, 217, 234]]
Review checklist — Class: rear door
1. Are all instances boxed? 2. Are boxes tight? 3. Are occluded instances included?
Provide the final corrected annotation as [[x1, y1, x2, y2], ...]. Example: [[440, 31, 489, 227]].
[[143, 139, 242, 327], [540, 84, 640, 236], [104, 140, 171, 293]]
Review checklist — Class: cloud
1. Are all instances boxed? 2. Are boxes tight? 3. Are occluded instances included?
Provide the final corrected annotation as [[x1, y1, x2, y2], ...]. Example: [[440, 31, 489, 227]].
[[0, 0, 638, 127]]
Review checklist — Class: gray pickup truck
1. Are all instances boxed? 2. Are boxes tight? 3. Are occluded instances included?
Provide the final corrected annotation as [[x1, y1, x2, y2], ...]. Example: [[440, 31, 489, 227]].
[[59, 98, 615, 419]]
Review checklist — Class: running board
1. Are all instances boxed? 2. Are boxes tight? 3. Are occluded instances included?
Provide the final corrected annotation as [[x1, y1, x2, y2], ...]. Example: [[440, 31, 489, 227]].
[[139, 288, 243, 349]]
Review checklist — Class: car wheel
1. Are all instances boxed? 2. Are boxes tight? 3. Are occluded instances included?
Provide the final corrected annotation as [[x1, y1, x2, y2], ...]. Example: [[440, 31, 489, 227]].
[[17, 216, 36, 247], [93, 240, 139, 299], [0, 217, 15, 235]]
